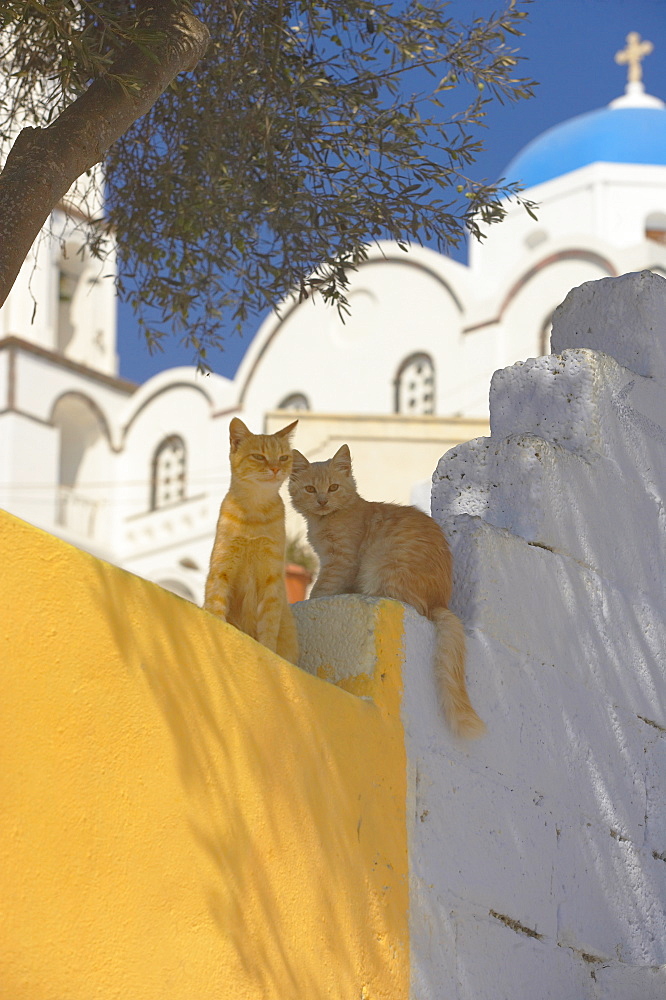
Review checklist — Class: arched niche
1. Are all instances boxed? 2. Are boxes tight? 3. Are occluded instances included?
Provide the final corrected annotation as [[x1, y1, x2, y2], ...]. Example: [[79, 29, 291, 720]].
[[394, 353, 436, 415], [51, 393, 112, 535], [150, 435, 187, 511]]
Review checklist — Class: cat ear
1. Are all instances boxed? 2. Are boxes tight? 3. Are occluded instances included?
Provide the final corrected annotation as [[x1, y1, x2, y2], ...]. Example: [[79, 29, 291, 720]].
[[276, 419, 298, 439], [291, 449, 309, 474], [331, 444, 352, 475], [229, 417, 251, 452]]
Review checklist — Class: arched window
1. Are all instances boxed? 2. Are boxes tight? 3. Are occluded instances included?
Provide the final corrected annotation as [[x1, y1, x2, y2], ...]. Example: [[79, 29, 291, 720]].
[[52, 393, 107, 536], [395, 353, 436, 415], [646, 212, 666, 245], [151, 435, 187, 510], [278, 392, 310, 411]]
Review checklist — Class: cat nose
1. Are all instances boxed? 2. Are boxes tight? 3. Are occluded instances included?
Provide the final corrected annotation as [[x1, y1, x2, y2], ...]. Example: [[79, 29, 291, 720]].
[[317, 496, 328, 506]]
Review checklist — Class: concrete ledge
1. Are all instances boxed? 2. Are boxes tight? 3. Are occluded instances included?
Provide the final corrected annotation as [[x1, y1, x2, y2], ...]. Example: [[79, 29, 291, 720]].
[[294, 594, 404, 699]]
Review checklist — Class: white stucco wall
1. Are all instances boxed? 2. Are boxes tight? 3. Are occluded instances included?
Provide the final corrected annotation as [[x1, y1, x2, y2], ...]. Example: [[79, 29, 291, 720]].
[[0, 348, 8, 409], [235, 247, 470, 428], [472, 162, 666, 278], [407, 271, 666, 999], [0, 245, 53, 348], [0, 412, 59, 528]]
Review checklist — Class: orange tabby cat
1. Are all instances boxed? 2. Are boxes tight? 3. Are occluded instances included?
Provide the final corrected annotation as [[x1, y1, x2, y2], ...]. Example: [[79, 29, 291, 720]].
[[289, 445, 485, 738], [203, 417, 299, 665]]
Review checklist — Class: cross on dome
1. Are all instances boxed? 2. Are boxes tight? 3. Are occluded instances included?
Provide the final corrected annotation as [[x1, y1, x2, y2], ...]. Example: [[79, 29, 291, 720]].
[[609, 32, 663, 110], [615, 32, 653, 86]]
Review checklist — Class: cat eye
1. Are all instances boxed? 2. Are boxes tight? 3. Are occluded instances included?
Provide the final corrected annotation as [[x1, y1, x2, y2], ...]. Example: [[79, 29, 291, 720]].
[[279, 455, 290, 462], [252, 454, 267, 462], [305, 486, 317, 493], [328, 484, 339, 492]]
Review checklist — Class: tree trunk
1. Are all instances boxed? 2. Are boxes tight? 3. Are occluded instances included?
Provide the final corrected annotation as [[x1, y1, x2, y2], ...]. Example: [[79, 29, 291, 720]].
[[0, 7, 209, 309]]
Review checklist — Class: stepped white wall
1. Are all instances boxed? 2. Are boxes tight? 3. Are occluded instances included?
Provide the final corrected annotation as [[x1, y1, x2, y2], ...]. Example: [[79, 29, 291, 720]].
[[406, 271, 666, 999]]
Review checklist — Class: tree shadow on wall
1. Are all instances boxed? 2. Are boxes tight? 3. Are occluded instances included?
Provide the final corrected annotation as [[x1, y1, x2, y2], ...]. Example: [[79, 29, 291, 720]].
[[88, 561, 405, 999]]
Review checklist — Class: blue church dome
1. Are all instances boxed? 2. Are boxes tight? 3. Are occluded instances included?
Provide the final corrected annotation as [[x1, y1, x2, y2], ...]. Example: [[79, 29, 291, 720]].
[[504, 104, 666, 189]]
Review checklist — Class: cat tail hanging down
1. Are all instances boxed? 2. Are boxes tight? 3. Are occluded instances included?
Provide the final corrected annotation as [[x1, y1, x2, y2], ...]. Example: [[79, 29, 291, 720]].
[[431, 607, 486, 739]]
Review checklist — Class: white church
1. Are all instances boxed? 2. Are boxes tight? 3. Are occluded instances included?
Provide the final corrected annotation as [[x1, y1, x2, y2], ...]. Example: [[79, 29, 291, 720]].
[[2, 38, 666, 604]]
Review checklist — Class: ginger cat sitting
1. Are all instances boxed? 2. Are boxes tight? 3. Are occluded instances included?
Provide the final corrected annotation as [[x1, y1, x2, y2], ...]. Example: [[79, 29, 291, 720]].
[[289, 445, 484, 738], [203, 418, 299, 666]]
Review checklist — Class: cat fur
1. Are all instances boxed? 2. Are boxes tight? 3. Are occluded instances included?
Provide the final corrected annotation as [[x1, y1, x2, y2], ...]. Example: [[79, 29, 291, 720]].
[[289, 444, 484, 738], [203, 417, 299, 666]]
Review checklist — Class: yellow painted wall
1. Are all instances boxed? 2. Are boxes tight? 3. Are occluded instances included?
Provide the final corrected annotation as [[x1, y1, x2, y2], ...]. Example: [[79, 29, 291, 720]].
[[0, 510, 409, 1000]]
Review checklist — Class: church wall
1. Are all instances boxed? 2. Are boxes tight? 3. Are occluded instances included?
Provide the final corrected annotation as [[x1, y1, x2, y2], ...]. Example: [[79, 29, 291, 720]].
[[52, 393, 116, 544], [0, 412, 59, 528], [470, 170, 603, 282], [120, 366, 236, 426], [0, 243, 54, 348], [471, 164, 666, 286], [113, 386, 232, 596], [56, 238, 118, 376], [120, 498, 216, 603], [0, 510, 410, 1000], [11, 349, 124, 430], [591, 164, 666, 248], [498, 255, 611, 364], [450, 321, 504, 415], [239, 251, 469, 427], [1, 344, 134, 551], [0, 206, 117, 371], [116, 382, 216, 522], [48, 209, 118, 377], [530, 174, 602, 241], [0, 347, 7, 408]]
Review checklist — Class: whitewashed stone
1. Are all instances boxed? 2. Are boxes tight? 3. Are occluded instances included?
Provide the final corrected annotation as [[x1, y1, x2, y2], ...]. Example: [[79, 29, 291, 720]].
[[453, 916, 593, 1000], [644, 733, 666, 858], [443, 516, 666, 728], [411, 761, 559, 938], [555, 824, 666, 964], [590, 961, 666, 1000], [433, 434, 666, 595], [488, 350, 666, 474], [551, 270, 666, 379], [417, 271, 666, 997], [408, 881, 460, 1000], [463, 633, 647, 842]]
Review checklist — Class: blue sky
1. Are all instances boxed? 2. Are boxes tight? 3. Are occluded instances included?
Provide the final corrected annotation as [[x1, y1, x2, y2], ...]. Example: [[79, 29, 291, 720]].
[[117, 0, 666, 385]]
